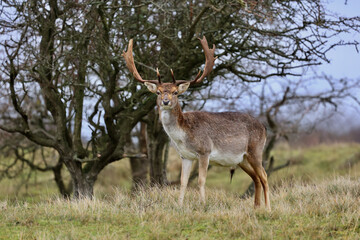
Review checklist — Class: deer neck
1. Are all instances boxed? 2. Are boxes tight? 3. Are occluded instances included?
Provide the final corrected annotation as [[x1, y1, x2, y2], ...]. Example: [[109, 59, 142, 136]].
[[159, 103, 185, 134]]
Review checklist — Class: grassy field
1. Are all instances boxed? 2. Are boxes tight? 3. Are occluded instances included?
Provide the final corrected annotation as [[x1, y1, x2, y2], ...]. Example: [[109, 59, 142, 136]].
[[0, 143, 360, 239]]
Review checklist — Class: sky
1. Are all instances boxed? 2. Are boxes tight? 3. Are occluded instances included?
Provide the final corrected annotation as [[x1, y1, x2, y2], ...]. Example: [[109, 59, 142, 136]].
[[313, 0, 360, 130], [319, 0, 360, 79]]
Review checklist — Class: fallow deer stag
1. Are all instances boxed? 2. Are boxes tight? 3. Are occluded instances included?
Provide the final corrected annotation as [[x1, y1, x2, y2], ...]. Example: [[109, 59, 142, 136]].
[[123, 36, 270, 210]]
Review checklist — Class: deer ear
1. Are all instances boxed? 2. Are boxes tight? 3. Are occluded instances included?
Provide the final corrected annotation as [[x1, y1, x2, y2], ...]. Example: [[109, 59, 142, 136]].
[[144, 82, 158, 93], [178, 82, 190, 94]]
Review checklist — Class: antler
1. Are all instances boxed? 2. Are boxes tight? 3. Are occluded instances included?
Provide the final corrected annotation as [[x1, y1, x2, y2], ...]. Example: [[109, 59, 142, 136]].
[[174, 36, 216, 85], [190, 36, 217, 84], [123, 37, 215, 85], [170, 69, 176, 83], [122, 39, 160, 84]]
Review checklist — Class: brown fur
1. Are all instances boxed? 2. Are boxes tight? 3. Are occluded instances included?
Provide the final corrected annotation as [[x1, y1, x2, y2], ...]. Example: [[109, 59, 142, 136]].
[[149, 82, 270, 210]]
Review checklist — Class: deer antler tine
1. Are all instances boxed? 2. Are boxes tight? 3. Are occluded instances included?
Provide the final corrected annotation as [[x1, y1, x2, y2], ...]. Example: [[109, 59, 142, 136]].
[[194, 70, 202, 82], [156, 68, 161, 83], [170, 69, 176, 83]]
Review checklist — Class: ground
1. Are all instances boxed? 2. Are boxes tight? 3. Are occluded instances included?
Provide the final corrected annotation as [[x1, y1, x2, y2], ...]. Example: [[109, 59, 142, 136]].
[[0, 143, 359, 239]]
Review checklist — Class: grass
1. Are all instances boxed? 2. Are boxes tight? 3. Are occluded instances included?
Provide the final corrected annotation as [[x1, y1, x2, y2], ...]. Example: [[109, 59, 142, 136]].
[[0, 176, 359, 239], [0, 142, 360, 239]]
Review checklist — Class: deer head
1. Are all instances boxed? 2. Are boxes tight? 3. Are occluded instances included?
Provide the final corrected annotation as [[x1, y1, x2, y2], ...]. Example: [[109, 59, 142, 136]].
[[122, 37, 216, 109]]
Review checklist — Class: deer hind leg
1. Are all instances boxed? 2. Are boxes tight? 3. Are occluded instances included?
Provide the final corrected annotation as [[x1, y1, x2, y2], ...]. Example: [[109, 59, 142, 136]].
[[249, 157, 271, 211], [198, 154, 210, 204], [239, 159, 262, 208], [256, 166, 271, 211], [179, 158, 193, 206]]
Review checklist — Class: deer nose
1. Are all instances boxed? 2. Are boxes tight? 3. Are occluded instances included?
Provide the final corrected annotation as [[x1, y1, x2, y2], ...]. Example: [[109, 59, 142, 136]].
[[163, 100, 170, 105]]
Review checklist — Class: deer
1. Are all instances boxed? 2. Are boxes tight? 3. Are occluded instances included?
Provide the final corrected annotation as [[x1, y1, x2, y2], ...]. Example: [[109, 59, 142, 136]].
[[123, 36, 270, 210]]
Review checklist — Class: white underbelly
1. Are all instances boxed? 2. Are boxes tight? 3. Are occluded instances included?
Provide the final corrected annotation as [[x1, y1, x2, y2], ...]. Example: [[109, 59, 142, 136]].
[[209, 149, 246, 167], [174, 144, 246, 167]]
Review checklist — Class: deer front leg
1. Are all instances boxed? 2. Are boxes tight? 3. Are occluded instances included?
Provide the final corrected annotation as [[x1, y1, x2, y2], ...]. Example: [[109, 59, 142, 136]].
[[198, 154, 210, 204], [179, 158, 193, 206]]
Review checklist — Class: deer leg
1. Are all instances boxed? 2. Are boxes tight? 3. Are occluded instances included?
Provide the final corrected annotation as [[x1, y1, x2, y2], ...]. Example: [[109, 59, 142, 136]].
[[198, 154, 210, 204], [254, 165, 271, 211], [239, 160, 262, 208], [249, 158, 271, 211], [179, 158, 193, 206]]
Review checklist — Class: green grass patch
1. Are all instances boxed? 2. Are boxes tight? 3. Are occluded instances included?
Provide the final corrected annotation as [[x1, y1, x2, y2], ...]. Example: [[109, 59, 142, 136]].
[[1, 143, 360, 239]]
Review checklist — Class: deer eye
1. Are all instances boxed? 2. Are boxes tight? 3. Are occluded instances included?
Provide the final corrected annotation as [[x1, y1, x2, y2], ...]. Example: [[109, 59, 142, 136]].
[[173, 91, 178, 95], [156, 91, 161, 95]]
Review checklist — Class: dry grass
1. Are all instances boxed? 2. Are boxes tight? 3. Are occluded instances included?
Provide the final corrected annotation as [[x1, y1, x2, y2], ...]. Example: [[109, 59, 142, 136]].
[[1, 176, 359, 239], [1, 143, 359, 239]]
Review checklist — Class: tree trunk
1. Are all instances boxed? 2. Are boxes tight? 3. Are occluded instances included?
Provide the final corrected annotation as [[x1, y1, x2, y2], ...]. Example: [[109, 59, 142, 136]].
[[63, 158, 96, 199], [129, 122, 149, 191], [71, 173, 95, 199], [130, 156, 148, 190], [146, 110, 169, 186], [52, 163, 71, 198]]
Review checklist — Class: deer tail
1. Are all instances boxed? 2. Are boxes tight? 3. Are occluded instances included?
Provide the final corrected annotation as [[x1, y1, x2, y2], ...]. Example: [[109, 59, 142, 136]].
[[230, 168, 235, 183]]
